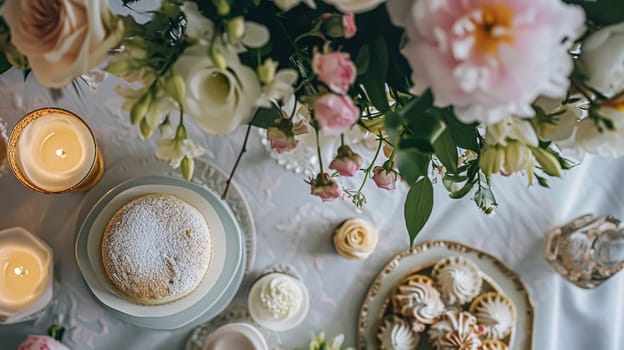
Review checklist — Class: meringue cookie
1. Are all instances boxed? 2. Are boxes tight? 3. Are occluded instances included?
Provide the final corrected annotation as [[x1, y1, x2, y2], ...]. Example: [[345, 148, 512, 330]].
[[393, 274, 444, 331], [480, 340, 510, 350], [377, 316, 421, 350], [333, 218, 378, 260], [428, 309, 482, 350], [248, 273, 309, 331], [469, 292, 516, 340], [432, 256, 483, 305]]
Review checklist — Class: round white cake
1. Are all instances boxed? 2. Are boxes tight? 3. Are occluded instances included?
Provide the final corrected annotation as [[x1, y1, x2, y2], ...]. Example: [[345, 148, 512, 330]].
[[101, 194, 211, 305]]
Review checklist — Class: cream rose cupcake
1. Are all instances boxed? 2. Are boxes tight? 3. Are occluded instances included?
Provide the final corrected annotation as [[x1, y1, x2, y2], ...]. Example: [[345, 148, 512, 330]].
[[392, 274, 444, 332], [469, 292, 516, 340], [428, 309, 482, 350], [377, 315, 420, 350], [432, 256, 482, 305], [480, 340, 509, 350], [332, 218, 378, 260]]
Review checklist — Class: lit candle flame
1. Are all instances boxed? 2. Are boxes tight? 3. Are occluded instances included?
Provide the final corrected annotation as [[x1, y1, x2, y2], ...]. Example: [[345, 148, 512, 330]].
[[13, 266, 28, 277], [55, 148, 67, 159]]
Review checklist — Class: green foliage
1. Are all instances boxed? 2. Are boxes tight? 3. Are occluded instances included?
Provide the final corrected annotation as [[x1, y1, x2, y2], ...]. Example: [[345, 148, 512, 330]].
[[404, 177, 434, 246], [359, 37, 389, 113], [0, 52, 10, 75], [565, 0, 624, 25], [396, 149, 430, 186], [251, 105, 282, 128]]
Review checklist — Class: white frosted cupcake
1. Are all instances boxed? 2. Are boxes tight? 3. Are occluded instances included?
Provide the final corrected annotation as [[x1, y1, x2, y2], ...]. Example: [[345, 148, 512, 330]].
[[377, 316, 421, 350], [392, 275, 444, 332], [432, 256, 482, 305], [333, 218, 378, 260], [428, 309, 482, 350], [248, 273, 309, 332], [480, 340, 509, 350], [469, 292, 516, 340]]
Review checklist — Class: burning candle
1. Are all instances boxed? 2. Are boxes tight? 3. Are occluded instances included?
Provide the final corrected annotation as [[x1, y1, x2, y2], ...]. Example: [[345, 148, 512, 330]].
[[0, 227, 52, 320], [9, 108, 103, 193]]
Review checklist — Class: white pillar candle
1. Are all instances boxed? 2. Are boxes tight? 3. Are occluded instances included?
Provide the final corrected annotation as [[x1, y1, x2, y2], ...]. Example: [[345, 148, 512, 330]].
[[15, 110, 96, 192], [0, 245, 46, 313]]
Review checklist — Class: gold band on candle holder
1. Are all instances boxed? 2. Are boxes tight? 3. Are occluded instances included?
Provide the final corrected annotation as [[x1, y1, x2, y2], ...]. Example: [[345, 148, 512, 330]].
[[8, 107, 104, 194]]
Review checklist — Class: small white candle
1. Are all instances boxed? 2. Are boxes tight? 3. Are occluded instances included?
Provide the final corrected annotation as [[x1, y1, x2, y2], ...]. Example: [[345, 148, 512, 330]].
[[0, 245, 46, 313], [15, 110, 96, 192]]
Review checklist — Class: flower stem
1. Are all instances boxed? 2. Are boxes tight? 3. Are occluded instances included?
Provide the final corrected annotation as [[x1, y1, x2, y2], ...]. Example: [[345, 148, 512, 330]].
[[316, 128, 324, 174], [352, 133, 383, 206], [340, 134, 345, 146], [222, 123, 253, 200]]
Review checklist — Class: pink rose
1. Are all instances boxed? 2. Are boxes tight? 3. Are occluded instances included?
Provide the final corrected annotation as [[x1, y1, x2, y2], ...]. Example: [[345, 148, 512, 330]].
[[17, 335, 69, 350], [329, 145, 362, 176], [310, 173, 342, 201], [372, 166, 398, 190], [267, 127, 297, 154], [312, 52, 357, 94], [343, 14, 357, 38], [314, 94, 359, 135]]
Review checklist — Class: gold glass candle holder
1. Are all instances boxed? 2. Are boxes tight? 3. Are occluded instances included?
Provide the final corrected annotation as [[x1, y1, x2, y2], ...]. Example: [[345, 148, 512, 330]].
[[8, 108, 104, 194]]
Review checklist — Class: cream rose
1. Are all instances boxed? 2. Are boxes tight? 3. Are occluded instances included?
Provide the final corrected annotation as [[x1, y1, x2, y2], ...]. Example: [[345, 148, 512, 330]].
[[174, 45, 262, 134], [333, 218, 378, 259], [1, 0, 123, 88]]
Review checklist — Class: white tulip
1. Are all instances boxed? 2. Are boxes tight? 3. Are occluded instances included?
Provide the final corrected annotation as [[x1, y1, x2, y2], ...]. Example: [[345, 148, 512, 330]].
[[174, 45, 262, 134], [580, 22, 624, 95]]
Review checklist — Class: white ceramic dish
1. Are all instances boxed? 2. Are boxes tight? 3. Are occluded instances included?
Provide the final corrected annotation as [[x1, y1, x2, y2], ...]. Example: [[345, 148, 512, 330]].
[[203, 323, 268, 350], [76, 175, 245, 330], [85, 184, 227, 318], [358, 240, 534, 350]]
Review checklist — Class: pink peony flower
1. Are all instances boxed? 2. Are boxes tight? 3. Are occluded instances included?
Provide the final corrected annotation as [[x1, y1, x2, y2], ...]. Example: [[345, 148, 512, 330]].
[[311, 173, 342, 201], [343, 14, 357, 38], [17, 335, 69, 350], [392, 0, 585, 125], [314, 94, 359, 135], [312, 52, 357, 94], [267, 127, 298, 154], [372, 166, 398, 190], [329, 145, 362, 176]]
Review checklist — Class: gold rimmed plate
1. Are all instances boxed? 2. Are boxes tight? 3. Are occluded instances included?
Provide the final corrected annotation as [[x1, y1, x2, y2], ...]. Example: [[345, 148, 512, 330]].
[[358, 240, 534, 350]]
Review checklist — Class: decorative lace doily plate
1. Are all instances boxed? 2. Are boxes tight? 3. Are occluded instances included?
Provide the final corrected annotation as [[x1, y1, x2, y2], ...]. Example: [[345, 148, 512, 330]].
[[358, 240, 534, 350]]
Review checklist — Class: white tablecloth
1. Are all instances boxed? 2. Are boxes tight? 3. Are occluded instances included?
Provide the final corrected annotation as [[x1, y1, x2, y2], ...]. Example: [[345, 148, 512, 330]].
[[1, 30, 624, 350]]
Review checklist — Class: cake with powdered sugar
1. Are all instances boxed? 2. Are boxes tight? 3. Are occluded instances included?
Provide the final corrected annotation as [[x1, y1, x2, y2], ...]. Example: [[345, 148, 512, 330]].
[[101, 194, 211, 305]]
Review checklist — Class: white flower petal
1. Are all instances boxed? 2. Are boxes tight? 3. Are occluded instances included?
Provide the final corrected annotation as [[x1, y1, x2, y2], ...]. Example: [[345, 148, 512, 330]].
[[242, 22, 270, 48]]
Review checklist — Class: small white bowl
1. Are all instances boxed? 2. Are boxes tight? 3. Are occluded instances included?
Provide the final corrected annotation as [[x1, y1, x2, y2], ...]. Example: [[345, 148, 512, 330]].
[[203, 323, 268, 350]]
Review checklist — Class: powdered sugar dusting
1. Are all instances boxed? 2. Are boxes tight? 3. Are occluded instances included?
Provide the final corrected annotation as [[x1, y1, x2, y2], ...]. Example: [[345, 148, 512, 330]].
[[102, 194, 211, 304]]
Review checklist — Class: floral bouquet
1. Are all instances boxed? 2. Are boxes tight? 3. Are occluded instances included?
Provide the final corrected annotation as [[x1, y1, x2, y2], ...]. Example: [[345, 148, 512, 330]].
[[1, 0, 624, 244]]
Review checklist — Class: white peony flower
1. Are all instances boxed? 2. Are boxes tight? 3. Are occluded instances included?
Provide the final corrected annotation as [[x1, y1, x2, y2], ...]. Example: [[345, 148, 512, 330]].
[[324, 0, 386, 13], [155, 137, 205, 168], [575, 107, 624, 158], [174, 45, 262, 134], [580, 22, 624, 96], [272, 0, 316, 12]]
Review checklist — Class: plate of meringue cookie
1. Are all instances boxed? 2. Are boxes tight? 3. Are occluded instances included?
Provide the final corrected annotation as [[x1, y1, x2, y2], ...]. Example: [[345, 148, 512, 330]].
[[358, 240, 534, 350]]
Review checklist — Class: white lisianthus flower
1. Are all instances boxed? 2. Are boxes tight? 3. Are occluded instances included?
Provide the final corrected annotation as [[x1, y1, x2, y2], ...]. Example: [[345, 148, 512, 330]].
[[580, 22, 624, 96], [174, 45, 262, 134], [324, 0, 386, 13], [155, 137, 205, 168], [485, 118, 538, 148], [272, 0, 316, 12], [256, 69, 299, 108], [392, 0, 585, 126], [576, 106, 624, 158], [228, 21, 270, 53], [183, 2, 214, 43]]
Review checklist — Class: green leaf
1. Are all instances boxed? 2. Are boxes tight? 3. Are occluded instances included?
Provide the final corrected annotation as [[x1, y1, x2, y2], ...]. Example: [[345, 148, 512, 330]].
[[397, 149, 430, 186], [449, 180, 475, 199], [404, 177, 434, 246], [250, 106, 281, 128], [360, 36, 389, 113], [400, 90, 433, 118], [432, 129, 458, 174], [440, 108, 479, 152], [384, 111, 402, 143], [355, 45, 370, 76], [400, 110, 446, 153], [565, 0, 624, 25], [0, 52, 10, 75]]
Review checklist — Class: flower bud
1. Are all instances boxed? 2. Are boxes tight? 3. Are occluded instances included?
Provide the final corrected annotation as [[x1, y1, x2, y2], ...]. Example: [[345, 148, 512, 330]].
[[130, 92, 152, 125], [267, 127, 297, 154], [176, 124, 188, 140], [105, 59, 136, 75], [210, 47, 227, 70], [479, 146, 504, 176], [227, 17, 245, 43], [372, 166, 398, 190], [310, 172, 342, 201], [503, 141, 532, 174], [165, 73, 186, 105], [181, 156, 194, 181], [532, 148, 562, 177], [257, 58, 278, 85], [139, 118, 154, 139], [212, 0, 230, 15]]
